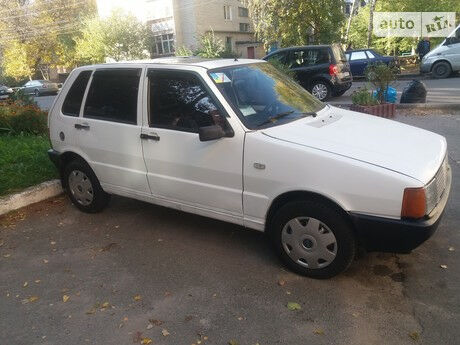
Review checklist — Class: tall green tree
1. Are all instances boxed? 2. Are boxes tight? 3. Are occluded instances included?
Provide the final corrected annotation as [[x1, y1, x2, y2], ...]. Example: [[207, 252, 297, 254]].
[[75, 10, 152, 64], [0, 0, 96, 80], [246, 0, 346, 47]]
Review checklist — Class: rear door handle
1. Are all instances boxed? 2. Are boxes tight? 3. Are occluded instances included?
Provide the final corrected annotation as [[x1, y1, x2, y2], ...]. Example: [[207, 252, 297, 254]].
[[75, 123, 90, 130], [140, 133, 160, 141]]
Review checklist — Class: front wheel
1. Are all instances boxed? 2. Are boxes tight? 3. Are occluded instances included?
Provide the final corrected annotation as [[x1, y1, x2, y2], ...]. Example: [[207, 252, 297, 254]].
[[269, 200, 356, 279], [63, 160, 110, 213], [310, 81, 331, 101], [432, 61, 451, 79], [34, 89, 39, 97]]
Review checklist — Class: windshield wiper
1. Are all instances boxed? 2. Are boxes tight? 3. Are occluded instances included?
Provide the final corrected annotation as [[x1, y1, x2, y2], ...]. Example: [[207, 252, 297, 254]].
[[257, 110, 295, 127]]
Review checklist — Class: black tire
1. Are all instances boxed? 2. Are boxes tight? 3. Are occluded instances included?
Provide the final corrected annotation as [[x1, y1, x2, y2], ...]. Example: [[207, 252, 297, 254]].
[[332, 89, 347, 97], [310, 81, 331, 101], [268, 200, 356, 279], [34, 89, 39, 97], [432, 61, 451, 79], [63, 159, 110, 213]]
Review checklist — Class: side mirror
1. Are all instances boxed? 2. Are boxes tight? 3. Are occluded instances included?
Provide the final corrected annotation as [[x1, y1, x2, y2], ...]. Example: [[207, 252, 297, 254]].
[[198, 125, 224, 142], [444, 37, 451, 46]]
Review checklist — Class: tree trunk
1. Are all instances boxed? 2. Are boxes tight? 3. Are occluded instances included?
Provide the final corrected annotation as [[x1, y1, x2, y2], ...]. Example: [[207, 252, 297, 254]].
[[367, 0, 377, 47], [345, 0, 359, 43]]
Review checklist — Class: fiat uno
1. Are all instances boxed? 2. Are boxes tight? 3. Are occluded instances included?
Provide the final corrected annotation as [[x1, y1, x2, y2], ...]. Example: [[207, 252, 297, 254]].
[[48, 58, 451, 278]]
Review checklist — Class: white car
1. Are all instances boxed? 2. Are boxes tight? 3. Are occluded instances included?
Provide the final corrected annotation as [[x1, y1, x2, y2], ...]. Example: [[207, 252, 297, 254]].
[[48, 58, 451, 278]]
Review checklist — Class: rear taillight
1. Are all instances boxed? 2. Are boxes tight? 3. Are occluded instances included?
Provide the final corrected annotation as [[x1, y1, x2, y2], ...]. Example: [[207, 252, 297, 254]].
[[329, 64, 339, 76]]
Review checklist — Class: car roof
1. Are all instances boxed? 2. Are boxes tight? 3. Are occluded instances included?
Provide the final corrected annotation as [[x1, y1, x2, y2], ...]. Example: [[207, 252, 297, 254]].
[[266, 45, 332, 54], [76, 57, 266, 70]]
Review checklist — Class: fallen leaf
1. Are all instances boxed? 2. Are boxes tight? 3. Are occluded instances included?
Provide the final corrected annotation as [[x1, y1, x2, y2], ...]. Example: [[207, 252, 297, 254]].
[[50, 241, 56, 245], [43, 259, 49, 264], [149, 319, 163, 326], [23, 282, 28, 287], [164, 291, 171, 297], [35, 280, 41, 284], [86, 308, 96, 315], [313, 328, 325, 335], [133, 331, 143, 343], [123, 317, 128, 322], [101, 302, 110, 308], [23, 296, 39, 304], [278, 279, 286, 286], [286, 291, 291, 295], [203, 336, 208, 340], [440, 264, 448, 269], [229, 341, 239, 345], [409, 332, 419, 341], [0, 240, 4, 247], [448, 246, 455, 252], [237, 316, 243, 321], [62, 295, 70, 303], [100, 243, 119, 252], [162, 329, 170, 336], [141, 338, 152, 344], [185, 315, 193, 322], [287, 302, 301, 311], [158, 238, 163, 242], [352, 312, 360, 317], [134, 295, 142, 301], [3, 254, 11, 258], [146, 324, 153, 330]]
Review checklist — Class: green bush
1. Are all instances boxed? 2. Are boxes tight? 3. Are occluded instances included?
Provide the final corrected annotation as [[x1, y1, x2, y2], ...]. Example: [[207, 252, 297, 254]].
[[351, 87, 379, 106], [9, 88, 36, 106], [364, 62, 396, 104], [0, 103, 48, 135]]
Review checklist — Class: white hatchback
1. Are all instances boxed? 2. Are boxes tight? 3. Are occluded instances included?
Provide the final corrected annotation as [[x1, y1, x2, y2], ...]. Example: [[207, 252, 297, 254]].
[[48, 58, 451, 278]]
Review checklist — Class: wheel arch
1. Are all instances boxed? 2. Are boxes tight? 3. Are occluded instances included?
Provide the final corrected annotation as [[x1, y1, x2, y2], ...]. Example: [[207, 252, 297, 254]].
[[58, 151, 92, 188], [265, 190, 353, 233]]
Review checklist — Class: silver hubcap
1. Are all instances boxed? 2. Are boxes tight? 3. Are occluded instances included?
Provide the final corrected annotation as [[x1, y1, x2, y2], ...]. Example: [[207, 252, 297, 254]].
[[282, 217, 337, 269], [68, 170, 93, 206], [312, 84, 328, 100]]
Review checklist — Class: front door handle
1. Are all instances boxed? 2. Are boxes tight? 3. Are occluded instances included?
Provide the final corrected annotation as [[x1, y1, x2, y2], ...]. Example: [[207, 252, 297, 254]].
[[75, 123, 90, 130], [140, 133, 160, 141]]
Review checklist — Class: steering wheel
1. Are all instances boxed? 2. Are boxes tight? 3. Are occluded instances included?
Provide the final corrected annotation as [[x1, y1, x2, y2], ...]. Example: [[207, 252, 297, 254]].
[[262, 101, 281, 116]]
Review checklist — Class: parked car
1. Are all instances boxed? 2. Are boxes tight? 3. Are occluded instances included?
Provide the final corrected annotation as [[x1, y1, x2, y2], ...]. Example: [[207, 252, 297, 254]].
[[345, 49, 399, 77], [263, 44, 352, 101], [421, 24, 460, 78], [0, 85, 14, 100], [22, 80, 59, 96], [48, 58, 451, 279]]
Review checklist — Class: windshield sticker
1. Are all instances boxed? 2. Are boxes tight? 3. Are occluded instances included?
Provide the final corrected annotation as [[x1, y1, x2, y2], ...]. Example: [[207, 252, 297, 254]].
[[210, 72, 231, 83], [239, 106, 257, 117]]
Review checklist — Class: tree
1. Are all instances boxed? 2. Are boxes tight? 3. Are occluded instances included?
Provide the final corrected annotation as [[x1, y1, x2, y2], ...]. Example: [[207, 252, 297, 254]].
[[367, 0, 377, 47], [194, 31, 225, 58], [0, 0, 96, 80], [344, 0, 359, 44], [245, 0, 346, 48], [75, 10, 152, 64]]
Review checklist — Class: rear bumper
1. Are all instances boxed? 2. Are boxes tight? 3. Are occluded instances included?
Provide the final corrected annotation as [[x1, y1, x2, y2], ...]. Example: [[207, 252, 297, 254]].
[[350, 168, 451, 253], [47, 149, 61, 169], [333, 81, 352, 92]]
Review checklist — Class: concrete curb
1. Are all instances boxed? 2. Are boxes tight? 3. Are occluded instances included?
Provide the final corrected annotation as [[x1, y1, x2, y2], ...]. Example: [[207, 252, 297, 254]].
[[332, 103, 460, 111], [0, 180, 63, 216]]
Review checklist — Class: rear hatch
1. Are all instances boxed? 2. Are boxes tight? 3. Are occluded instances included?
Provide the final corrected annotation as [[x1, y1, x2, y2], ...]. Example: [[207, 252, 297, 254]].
[[331, 44, 352, 83]]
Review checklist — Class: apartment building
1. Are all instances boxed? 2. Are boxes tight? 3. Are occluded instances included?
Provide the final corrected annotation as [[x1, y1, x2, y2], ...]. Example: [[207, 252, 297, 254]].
[[97, 0, 264, 59]]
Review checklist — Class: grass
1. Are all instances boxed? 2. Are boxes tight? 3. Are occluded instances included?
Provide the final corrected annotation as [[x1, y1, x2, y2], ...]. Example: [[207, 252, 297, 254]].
[[0, 134, 58, 196]]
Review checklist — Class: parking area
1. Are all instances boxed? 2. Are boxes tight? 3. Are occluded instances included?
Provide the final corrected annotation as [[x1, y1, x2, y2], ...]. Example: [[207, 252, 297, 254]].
[[1, 114, 459, 345]]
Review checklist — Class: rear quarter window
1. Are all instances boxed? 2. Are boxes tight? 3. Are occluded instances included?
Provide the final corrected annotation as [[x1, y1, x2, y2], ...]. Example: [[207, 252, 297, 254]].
[[62, 70, 92, 117]]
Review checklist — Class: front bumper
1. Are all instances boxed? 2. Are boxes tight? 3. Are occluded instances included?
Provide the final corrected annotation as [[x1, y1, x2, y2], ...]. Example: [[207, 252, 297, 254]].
[[420, 61, 432, 73], [350, 167, 452, 253]]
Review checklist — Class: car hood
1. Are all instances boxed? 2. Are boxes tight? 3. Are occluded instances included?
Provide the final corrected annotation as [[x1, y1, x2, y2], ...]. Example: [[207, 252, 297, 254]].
[[261, 106, 446, 184]]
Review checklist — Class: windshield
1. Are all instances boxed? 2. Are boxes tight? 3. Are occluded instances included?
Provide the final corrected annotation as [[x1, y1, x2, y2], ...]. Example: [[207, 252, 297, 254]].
[[208, 62, 325, 129]]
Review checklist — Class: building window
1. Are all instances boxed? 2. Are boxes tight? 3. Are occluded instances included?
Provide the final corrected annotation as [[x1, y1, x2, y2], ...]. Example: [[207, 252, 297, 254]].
[[238, 7, 248, 17], [225, 36, 232, 51], [239, 23, 250, 32], [153, 33, 175, 55], [224, 5, 232, 20]]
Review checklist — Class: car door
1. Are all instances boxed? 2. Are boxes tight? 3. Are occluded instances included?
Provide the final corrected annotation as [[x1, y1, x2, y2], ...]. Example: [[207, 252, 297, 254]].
[[141, 67, 244, 220], [349, 51, 368, 76], [23, 81, 32, 94], [75, 67, 150, 196]]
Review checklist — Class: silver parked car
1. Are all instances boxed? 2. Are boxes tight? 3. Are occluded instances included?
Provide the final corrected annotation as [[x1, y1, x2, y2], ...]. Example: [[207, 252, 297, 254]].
[[22, 80, 59, 96], [420, 24, 460, 78]]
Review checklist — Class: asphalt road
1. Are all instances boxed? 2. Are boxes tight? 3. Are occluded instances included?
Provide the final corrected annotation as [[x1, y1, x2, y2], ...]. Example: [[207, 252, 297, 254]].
[[329, 74, 460, 104], [1, 114, 459, 344]]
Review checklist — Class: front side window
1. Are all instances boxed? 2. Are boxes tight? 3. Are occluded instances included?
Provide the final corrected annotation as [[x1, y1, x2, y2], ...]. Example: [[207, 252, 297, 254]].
[[351, 51, 367, 60], [62, 70, 92, 117], [366, 50, 375, 59], [148, 70, 230, 133], [209, 63, 324, 129], [83, 69, 140, 124]]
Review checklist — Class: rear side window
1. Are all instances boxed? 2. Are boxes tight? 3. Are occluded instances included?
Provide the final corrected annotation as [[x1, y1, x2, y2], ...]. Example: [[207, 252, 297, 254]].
[[62, 70, 92, 117], [83, 69, 140, 124], [350, 51, 367, 60]]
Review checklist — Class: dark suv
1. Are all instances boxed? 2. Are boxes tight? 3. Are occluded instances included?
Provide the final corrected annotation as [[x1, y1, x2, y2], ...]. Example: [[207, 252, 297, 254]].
[[263, 44, 352, 101]]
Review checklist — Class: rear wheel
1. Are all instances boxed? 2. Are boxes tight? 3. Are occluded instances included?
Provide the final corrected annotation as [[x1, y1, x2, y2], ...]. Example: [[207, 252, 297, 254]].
[[269, 200, 356, 279], [63, 160, 110, 213], [310, 81, 331, 101], [432, 61, 451, 79]]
